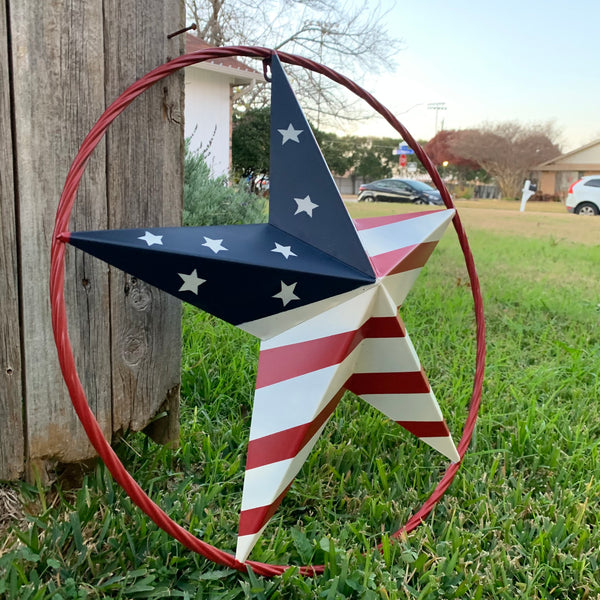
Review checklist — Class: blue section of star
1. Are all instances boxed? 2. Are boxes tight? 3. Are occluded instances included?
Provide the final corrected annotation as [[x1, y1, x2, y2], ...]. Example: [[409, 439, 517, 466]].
[[68, 223, 374, 326], [268, 55, 374, 277], [67, 54, 376, 330]]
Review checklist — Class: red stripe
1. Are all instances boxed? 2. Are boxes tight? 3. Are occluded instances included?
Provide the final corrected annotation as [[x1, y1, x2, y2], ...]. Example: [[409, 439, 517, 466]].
[[345, 368, 430, 395], [245, 389, 345, 470], [397, 420, 450, 438], [370, 244, 416, 277], [256, 316, 404, 389], [362, 315, 406, 338], [238, 482, 293, 536], [353, 210, 441, 231], [369, 241, 438, 277]]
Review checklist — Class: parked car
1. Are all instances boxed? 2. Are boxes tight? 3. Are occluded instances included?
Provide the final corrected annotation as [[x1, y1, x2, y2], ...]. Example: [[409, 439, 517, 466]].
[[566, 176, 600, 215], [357, 178, 443, 205]]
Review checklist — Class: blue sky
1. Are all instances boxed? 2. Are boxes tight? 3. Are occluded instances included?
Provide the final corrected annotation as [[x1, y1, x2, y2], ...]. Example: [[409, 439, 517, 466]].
[[351, 0, 599, 151]]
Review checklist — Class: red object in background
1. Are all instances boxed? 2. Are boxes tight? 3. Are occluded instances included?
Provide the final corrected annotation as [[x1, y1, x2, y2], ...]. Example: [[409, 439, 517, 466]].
[[399, 154, 407, 167]]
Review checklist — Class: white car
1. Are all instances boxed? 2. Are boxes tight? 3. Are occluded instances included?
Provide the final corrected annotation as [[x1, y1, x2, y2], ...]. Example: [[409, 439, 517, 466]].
[[566, 176, 600, 215]]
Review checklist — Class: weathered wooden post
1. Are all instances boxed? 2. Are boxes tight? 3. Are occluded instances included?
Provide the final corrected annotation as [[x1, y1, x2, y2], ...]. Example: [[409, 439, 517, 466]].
[[0, 0, 23, 482], [1, 1, 184, 481]]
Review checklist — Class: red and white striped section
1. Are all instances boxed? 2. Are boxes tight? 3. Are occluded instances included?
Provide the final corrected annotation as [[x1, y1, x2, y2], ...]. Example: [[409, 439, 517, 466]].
[[236, 209, 458, 562], [346, 306, 460, 462], [355, 209, 455, 306], [351, 209, 459, 460], [236, 287, 380, 561]]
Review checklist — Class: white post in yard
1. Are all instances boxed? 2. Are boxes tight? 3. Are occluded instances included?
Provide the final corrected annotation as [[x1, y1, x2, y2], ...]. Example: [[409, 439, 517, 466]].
[[520, 180, 536, 212]]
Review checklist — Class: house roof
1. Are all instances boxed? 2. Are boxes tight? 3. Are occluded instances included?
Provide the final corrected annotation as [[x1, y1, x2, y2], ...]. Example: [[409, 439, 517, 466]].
[[185, 34, 264, 85], [536, 138, 600, 171]]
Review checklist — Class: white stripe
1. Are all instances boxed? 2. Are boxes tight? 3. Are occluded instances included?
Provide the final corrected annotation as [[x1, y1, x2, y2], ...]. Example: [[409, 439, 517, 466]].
[[241, 422, 329, 511], [261, 286, 378, 350], [358, 210, 454, 258], [238, 284, 373, 340], [251, 287, 418, 440], [250, 348, 360, 441], [420, 436, 460, 463], [360, 392, 444, 422], [353, 337, 421, 373], [236, 529, 268, 563], [382, 269, 422, 307]]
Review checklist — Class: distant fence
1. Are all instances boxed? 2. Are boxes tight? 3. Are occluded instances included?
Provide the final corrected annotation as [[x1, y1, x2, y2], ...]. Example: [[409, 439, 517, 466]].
[[473, 184, 500, 199], [445, 183, 500, 199]]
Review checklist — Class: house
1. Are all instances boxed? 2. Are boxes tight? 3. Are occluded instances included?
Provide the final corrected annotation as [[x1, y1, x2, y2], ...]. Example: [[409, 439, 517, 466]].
[[533, 139, 600, 198], [185, 35, 264, 177]]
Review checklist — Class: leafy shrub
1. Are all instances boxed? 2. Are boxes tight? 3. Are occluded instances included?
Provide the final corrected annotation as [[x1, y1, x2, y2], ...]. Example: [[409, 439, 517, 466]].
[[447, 184, 474, 200], [530, 191, 562, 203], [184, 142, 267, 226]]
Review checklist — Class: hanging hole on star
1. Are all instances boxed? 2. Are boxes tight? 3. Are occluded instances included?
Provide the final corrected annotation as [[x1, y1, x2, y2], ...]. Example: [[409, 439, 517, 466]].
[[262, 56, 273, 82]]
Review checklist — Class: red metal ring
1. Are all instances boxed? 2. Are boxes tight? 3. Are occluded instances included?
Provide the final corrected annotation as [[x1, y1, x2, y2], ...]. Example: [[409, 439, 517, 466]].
[[50, 47, 486, 577]]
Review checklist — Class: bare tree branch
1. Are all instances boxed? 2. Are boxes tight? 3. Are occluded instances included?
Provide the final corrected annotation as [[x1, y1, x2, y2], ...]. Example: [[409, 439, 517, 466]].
[[450, 121, 562, 198], [183, 0, 400, 127]]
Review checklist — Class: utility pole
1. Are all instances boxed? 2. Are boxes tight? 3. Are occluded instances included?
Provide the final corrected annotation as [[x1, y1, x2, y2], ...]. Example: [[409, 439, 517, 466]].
[[427, 102, 447, 134]]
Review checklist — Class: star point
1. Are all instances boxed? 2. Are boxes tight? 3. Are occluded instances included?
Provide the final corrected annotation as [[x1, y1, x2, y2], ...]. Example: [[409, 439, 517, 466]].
[[272, 281, 299, 306], [271, 242, 297, 259], [202, 237, 228, 254], [178, 269, 205, 294], [278, 123, 303, 145], [294, 195, 318, 217], [138, 231, 163, 246]]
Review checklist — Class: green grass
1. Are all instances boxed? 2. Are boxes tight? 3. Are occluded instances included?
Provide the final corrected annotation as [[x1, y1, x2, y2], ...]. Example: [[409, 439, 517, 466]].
[[1, 213, 600, 598]]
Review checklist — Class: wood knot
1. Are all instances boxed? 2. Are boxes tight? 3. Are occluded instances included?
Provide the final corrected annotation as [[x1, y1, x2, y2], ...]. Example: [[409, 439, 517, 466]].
[[122, 331, 148, 366], [128, 285, 152, 311], [124, 277, 151, 310]]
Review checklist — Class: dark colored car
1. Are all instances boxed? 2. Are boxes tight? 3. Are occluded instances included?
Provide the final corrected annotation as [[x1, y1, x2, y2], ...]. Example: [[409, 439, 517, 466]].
[[357, 178, 443, 205]]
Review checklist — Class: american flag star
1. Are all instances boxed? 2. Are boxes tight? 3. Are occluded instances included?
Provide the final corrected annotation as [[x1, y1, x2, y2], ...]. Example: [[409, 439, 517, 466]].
[[62, 54, 459, 564]]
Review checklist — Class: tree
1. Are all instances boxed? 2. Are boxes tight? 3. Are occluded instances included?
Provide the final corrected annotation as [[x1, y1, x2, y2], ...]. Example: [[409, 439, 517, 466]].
[[309, 132, 400, 181], [231, 107, 400, 186], [231, 107, 270, 179], [183, 0, 398, 126], [424, 130, 487, 183], [425, 129, 479, 169], [353, 136, 398, 181], [231, 111, 356, 182], [449, 122, 561, 199], [313, 130, 356, 176]]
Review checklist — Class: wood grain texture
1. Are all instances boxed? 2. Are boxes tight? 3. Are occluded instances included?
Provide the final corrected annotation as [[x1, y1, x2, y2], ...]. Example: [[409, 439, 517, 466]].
[[3, 0, 184, 479], [103, 0, 184, 435], [0, 0, 24, 480], [10, 0, 112, 465]]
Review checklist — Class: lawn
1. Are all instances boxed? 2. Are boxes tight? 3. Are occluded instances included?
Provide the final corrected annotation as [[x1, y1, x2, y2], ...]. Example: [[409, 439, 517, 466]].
[[1, 203, 599, 598]]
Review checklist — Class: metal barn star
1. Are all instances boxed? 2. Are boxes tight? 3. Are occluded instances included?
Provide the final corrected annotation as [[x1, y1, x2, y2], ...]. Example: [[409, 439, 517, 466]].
[[63, 55, 459, 563]]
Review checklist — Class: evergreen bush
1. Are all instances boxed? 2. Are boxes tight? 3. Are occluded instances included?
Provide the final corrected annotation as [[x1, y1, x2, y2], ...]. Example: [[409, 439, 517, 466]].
[[184, 142, 267, 226]]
